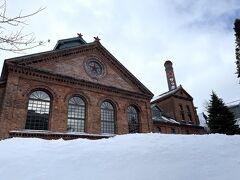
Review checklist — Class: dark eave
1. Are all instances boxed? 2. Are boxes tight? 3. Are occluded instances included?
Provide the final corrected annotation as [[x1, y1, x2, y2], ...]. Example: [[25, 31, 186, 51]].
[[0, 42, 96, 80], [4, 42, 96, 65], [0, 80, 6, 87]]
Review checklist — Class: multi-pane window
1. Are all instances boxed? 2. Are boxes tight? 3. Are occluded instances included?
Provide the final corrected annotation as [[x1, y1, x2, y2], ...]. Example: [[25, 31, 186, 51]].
[[152, 106, 162, 119], [127, 106, 139, 133], [101, 101, 115, 134], [25, 90, 50, 130], [68, 96, 85, 132]]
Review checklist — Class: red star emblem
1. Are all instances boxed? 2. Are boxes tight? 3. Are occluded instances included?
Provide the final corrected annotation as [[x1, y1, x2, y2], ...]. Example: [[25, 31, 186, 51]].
[[90, 63, 98, 73], [94, 36, 101, 42]]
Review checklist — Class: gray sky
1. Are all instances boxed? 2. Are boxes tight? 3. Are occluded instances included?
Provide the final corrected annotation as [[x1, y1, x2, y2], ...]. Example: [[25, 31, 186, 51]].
[[1, 0, 240, 112]]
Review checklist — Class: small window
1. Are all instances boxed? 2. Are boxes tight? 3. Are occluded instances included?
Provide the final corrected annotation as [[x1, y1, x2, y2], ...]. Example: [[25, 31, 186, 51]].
[[181, 112, 185, 120], [186, 105, 190, 112], [179, 104, 183, 111], [188, 113, 192, 122], [156, 127, 161, 133]]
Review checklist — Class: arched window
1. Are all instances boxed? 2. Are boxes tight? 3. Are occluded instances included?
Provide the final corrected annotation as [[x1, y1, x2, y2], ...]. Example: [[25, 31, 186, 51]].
[[25, 90, 51, 130], [68, 96, 85, 132], [101, 101, 115, 134], [127, 106, 139, 133], [152, 106, 162, 119]]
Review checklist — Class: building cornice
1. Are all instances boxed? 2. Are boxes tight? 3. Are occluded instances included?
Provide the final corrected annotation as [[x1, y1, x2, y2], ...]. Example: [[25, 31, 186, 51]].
[[0, 81, 6, 87], [6, 42, 97, 66], [6, 63, 152, 100]]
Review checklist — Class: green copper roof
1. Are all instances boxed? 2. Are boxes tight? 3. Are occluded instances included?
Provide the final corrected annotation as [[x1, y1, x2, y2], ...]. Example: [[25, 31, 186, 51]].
[[54, 36, 87, 50]]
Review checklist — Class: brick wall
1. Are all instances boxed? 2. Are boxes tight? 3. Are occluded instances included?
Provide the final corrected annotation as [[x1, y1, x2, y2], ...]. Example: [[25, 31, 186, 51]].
[[155, 96, 198, 125], [0, 71, 152, 138], [0, 84, 5, 112], [172, 97, 198, 125], [153, 123, 205, 134], [156, 97, 176, 119]]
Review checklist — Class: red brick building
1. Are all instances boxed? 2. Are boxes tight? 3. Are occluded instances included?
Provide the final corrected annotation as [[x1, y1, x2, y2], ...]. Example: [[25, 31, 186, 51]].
[[0, 36, 154, 139], [151, 61, 205, 134]]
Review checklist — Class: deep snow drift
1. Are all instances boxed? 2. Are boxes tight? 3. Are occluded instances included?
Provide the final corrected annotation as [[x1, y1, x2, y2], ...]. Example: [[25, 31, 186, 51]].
[[0, 133, 240, 180]]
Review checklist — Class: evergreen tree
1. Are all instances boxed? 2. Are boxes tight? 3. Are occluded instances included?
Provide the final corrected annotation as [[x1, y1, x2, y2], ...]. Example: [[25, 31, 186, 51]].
[[234, 19, 240, 78], [207, 92, 238, 135]]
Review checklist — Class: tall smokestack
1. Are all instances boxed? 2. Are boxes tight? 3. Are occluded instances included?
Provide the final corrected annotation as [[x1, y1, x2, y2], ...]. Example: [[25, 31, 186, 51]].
[[164, 60, 177, 91]]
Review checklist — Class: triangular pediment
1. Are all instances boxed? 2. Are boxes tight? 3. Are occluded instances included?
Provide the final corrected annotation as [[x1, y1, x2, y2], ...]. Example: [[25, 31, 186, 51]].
[[173, 86, 193, 100], [4, 40, 153, 97], [151, 85, 192, 103]]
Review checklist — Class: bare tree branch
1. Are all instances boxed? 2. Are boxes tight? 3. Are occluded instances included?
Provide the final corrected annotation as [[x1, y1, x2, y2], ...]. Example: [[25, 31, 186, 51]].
[[0, 0, 47, 53]]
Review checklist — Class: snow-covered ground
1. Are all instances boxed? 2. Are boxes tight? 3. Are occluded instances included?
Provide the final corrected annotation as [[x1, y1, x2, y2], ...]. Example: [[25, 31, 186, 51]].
[[0, 133, 240, 180]]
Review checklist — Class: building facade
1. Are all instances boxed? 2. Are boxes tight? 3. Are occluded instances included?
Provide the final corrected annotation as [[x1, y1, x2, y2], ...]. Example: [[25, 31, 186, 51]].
[[151, 61, 205, 134], [0, 36, 154, 139]]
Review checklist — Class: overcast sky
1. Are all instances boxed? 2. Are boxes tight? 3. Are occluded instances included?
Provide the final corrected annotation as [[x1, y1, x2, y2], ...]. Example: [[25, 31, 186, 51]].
[[1, 0, 240, 112]]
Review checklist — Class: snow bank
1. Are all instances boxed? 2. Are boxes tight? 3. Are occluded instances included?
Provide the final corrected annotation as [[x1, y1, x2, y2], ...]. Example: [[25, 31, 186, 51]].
[[0, 133, 240, 180]]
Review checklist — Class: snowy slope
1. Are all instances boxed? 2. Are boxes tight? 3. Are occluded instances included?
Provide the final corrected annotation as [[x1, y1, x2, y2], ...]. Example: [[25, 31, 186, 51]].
[[0, 134, 240, 180]]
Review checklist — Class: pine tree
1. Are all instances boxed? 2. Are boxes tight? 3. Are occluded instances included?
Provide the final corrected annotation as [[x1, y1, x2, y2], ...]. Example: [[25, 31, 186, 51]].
[[234, 19, 240, 78], [207, 92, 239, 135]]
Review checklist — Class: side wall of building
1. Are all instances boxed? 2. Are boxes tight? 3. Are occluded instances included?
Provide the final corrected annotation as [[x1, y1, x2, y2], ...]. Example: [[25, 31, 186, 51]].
[[156, 97, 176, 119], [0, 83, 6, 112], [0, 83, 6, 132], [153, 123, 205, 134], [172, 97, 199, 125]]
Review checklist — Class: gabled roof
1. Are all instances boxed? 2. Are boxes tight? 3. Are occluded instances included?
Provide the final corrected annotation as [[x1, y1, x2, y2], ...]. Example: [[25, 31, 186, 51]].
[[1, 36, 153, 98], [151, 85, 192, 103]]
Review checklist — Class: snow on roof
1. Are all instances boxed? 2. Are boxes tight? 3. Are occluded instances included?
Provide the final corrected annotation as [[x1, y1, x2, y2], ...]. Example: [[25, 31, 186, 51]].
[[153, 115, 180, 124], [151, 86, 181, 102]]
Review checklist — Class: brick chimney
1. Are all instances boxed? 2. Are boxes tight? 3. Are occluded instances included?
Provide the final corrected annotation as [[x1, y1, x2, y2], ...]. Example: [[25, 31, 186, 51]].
[[164, 60, 177, 91]]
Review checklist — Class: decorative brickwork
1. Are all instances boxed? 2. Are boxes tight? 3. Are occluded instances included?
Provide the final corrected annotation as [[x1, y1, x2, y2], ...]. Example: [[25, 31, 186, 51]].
[[0, 38, 153, 139]]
